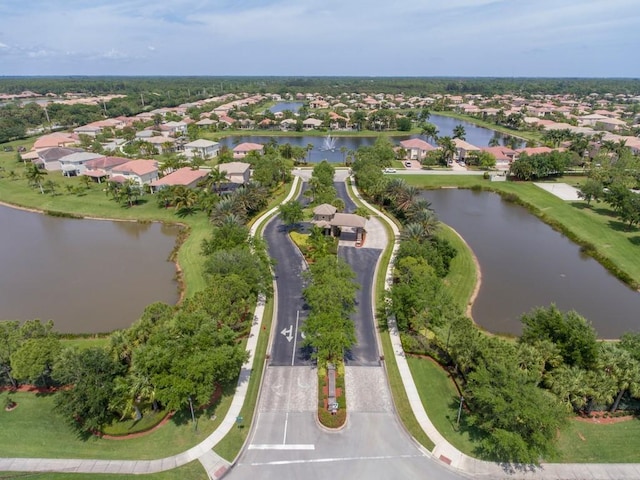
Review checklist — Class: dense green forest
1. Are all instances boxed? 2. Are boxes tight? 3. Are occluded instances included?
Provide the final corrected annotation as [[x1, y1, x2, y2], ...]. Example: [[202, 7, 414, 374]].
[[2, 76, 640, 97]]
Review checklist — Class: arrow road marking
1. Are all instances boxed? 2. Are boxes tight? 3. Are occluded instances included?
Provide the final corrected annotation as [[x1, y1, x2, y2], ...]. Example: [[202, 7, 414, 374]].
[[281, 325, 293, 342]]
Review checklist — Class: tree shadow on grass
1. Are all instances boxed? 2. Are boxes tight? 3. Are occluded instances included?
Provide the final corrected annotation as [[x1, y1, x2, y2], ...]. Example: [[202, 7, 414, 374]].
[[608, 219, 636, 233], [629, 236, 640, 246]]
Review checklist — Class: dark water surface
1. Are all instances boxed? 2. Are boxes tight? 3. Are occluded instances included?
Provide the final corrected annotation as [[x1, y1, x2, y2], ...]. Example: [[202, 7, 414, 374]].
[[422, 189, 640, 338], [0, 204, 179, 333], [218, 114, 521, 163]]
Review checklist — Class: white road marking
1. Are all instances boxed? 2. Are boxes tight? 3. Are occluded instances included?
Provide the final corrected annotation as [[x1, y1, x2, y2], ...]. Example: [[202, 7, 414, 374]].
[[241, 454, 420, 465], [283, 412, 288, 445], [247, 444, 316, 451], [291, 310, 299, 366], [281, 325, 293, 342]]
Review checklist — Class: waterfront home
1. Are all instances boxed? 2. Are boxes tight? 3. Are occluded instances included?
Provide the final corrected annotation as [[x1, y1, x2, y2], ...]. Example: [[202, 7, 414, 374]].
[[82, 156, 130, 182], [59, 152, 106, 176], [481, 146, 517, 170], [150, 167, 209, 192], [233, 142, 264, 159], [399, 138, 436, 161], [110, 160, 159, 186], [302, 118, 323, 130], [184, 139, 220, 159], [34, 147, 83, 171]]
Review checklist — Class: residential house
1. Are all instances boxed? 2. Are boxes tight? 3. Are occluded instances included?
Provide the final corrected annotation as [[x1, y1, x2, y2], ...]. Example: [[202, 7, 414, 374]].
[[302, 118, 323, 130], [34, 147, 83, 171], [150, 167, 209, 192], [59, 152, 106, 176], [32, 132, 77, 151], [452, 138, 481, 162], [311, 203, 367, 245], [110, 160, 159, 186], [159, 121, 187, 137], [481, 146, 517, 170], [399, 138, 435, 161], [146, 136, 176, 155], [184, 139, 220, 159], [280, 118, 297, 131], [73, 124, 102, 137], [218, 162, 251, 185], [82, 156, 130, 182], [233, 142, 264, 159]]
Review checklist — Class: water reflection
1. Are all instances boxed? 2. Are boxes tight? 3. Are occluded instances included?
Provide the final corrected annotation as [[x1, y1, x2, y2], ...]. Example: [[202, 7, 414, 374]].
[[422, 189, 640, 338], [0, 204, 179, 334]]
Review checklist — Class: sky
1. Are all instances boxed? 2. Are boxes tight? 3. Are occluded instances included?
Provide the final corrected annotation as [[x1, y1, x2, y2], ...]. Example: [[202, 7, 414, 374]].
[[0, 0, 638, 77]]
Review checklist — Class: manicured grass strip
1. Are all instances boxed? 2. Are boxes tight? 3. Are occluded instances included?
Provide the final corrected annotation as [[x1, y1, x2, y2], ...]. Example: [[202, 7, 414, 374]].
[[213, 298, 274, 462], [0, 460, 208, 480], [406, 356, 480, 457], [439, 224, 477, 313], [554, 417, 640, 463], [0, 389, 232, 460], [379, 332, 435, 451]]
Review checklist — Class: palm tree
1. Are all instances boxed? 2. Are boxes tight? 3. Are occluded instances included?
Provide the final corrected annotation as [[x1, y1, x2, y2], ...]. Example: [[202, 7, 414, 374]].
[[211, 197, 244, 226], [452, 124, 466, 140], [25, 162, 47, 194], [407, 208, 439, 237], [401, 222, 428, 243], [208, 166, 228, 193], [437, 136, 457, 165], [305, 143, 314, 164], [420, 122, 439, 144]]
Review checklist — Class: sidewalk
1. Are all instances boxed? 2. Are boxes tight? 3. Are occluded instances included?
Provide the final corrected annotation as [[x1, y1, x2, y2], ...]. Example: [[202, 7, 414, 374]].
[[0, 176, 302, 479], [351, 178, 640, 479]]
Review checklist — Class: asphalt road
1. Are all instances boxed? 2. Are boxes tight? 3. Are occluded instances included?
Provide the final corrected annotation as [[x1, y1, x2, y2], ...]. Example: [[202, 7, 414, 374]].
[[339, 246, 381, 366], [264, 212, 313, 367], [228, 367, 468, 480]]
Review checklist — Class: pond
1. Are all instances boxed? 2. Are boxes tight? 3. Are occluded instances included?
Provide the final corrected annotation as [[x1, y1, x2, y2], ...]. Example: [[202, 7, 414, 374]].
[[269, 101, 304, 113], [421, 189, 640, 338], [0, 204, 180, 334], [217, 113, 522, 163]]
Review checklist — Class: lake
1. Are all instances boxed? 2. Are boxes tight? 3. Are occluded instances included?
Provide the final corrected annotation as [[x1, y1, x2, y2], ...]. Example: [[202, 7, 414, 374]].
[[422, 189, 640, 338], [0, 204, 180, 334], [217, 113, 522, 163]]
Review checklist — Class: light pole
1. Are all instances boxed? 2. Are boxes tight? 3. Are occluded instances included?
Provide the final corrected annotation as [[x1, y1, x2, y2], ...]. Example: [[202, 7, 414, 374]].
[[188, 396, 197, 431]]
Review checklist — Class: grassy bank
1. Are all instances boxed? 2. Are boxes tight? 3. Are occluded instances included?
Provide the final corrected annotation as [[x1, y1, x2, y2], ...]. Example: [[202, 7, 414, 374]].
[[399, 174, 640, 290]]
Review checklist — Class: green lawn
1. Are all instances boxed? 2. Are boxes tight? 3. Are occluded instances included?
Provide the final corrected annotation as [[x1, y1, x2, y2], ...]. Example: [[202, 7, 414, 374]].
[[59, 336, 110, 350], [0, 386, 233, 460], [407, 356, 480, 457], [439, 225, 477, 313], [555, 417, 640, 463], [0, 461, 208, 480]]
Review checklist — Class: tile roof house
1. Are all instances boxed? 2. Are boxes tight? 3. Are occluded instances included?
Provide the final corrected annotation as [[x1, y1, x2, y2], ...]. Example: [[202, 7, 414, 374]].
[[110, 160, 159, 185], [452, 138, 481, 162], [35, 147, 83, 171], [59, 152, 106, 176], [302, 118, 323, 130], [32, 133, 77, 151], [150, 167, 209, 192], [218, 162, 251, 185], [83, 156, 130, 181], [481, 146, 517, 169], [399, 138, 436, 161], [184, 139, 220, 159], [232, 142, 264, 159]]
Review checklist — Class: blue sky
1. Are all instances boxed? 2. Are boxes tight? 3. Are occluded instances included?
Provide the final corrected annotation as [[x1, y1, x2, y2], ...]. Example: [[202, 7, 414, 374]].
[[0, 0, 638, 77]]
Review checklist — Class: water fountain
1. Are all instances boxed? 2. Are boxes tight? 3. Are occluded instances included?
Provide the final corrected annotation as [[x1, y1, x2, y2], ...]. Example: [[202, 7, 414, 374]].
[[320, 135, 337, 152]]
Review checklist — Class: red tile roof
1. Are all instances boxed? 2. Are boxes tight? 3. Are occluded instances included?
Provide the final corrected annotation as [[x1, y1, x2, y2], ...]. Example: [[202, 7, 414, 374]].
[[150, 167, 208, 187]]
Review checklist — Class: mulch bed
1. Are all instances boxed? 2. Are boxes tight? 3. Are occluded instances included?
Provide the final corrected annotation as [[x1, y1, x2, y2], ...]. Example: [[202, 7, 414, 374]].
[[575, 412, 635, 425]]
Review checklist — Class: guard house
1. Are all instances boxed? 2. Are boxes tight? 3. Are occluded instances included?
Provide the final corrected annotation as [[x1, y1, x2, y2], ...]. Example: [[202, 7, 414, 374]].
[[311, 203, 367, 246]]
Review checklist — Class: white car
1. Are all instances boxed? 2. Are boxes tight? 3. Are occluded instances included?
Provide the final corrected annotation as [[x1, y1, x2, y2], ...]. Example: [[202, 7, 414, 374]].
[[404, 161, 412, 168], [383, 168, 397, 173]]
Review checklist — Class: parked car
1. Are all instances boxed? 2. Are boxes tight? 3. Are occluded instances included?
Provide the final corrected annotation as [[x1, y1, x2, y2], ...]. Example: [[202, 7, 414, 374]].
[[404, 161, 412, 168], [383, 168, 397, 173]]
